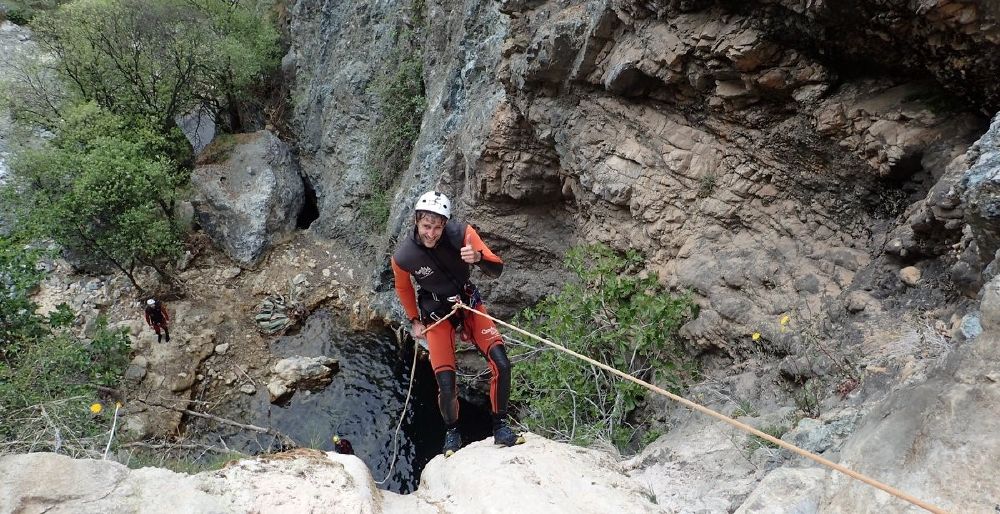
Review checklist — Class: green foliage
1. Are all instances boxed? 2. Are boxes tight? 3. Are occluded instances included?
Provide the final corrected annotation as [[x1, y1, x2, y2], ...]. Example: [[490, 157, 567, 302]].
[[125, 449, 246, 474], [26, 0, 280, 128], [0, 237, 47, 362], [0, 240, 132, 457], [511, 244, 698, 452], [2, 0, 66, 25], [0, 323, 130, 456], [732, 399, 759, 418], [793, 378, 822, 418], [2, 318, 129, 404], [697, 173, 717, 198], [746, 424, 788, 452], [360, 0, 426, 232], [4, 8, 30, 24], [2, 103, 187, 288]]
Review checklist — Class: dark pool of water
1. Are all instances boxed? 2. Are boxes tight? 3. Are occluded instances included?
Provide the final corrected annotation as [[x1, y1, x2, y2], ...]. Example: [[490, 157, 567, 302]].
[[200, 309, 490, 493]]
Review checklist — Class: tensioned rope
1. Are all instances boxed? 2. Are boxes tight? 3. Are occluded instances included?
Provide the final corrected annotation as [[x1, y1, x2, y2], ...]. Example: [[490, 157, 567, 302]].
[[453, 303, 949, 514]]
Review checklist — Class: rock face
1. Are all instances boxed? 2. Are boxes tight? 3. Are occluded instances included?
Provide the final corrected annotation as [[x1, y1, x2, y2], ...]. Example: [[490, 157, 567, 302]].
[[191, 130, 304, 265], [287, 0, 999, 341], [0, 435, 665, 514], [816, 276, 1000, 514], [275, 2, 1000, 511]]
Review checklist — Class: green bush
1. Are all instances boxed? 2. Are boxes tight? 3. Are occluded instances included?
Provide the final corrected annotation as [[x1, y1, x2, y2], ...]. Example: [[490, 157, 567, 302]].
[[4, 7, 31, 24], [2, 103, 187, 290], [511, 244, 698, 452], [25, 0, 280, 129], [0, 238, 131, 457], [0, 237, 47, 362]]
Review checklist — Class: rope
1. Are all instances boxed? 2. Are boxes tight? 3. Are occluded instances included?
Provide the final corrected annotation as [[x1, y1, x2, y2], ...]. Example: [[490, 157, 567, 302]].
[[455, 304, 949, 514], [374, 337, 419, 485], [374, 308, 460, 485]]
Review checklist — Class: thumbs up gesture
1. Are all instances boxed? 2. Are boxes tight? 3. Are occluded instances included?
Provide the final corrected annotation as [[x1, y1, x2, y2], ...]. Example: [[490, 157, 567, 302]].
[[460, 244, 480, 263]]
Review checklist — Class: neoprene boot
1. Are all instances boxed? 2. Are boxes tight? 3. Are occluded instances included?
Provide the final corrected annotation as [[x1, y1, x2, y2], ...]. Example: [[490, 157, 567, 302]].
[[493, 417, 518, 447], [443, 427, 462, 456]]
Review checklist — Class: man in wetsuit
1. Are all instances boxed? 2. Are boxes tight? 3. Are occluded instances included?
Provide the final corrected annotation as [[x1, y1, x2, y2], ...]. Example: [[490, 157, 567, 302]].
[[144, 298, 170, 343], [391, 191, 518, 455]]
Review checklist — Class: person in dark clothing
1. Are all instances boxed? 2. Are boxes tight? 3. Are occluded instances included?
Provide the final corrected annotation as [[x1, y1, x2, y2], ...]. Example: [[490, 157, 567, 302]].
[[332, 435, 354, 455], [144, 298, 170, 343], [391, 191, 520, 456]]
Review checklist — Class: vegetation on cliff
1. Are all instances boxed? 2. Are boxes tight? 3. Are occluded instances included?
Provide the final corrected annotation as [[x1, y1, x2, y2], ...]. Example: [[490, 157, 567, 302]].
[[512, 244, 698, 452], [3, 103, 188, 289], [0, 237, 131, 457], [0, 0, 282, 459], [360, 0, 427, 232], [1, 0, 281, 285]]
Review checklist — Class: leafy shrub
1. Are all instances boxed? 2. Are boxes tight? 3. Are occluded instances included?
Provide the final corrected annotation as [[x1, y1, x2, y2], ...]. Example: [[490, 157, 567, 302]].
[[0, 239, 131, 457], [26, 0, 280, 129], [2, 103, 187, 290], [511, 244, 698, 452], [0, 237, 47, 362], [6, 8, 33, 25]]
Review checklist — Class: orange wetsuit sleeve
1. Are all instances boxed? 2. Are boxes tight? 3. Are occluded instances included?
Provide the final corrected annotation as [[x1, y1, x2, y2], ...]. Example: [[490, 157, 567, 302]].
[[391, 257, 420, 321], [464, 225, 503, 278]]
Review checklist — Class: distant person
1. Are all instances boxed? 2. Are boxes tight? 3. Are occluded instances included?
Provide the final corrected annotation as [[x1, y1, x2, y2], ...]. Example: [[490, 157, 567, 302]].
[[391, 191, 520, 457], [332, 435, 354, 455], [144, 298, 170, 343]]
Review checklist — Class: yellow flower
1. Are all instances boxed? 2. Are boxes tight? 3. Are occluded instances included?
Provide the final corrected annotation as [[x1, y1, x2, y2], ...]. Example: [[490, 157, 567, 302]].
[[89, 403, 103, 414], [115, 401, 123, 409], [751, 332, 761, 341], [779, 315, 791, 326]]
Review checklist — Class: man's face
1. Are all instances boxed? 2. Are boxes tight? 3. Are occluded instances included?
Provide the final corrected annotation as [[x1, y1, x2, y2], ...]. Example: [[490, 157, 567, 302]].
[[416, 215, 446, 248]]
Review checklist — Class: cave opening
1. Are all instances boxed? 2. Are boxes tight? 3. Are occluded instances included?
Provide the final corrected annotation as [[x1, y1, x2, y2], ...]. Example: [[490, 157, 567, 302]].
[[297, 178, 320, 229]]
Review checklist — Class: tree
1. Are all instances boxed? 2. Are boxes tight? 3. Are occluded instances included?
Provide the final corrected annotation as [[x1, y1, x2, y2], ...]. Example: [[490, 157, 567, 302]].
[[26, 0, 280, 131], [2, 103, 186, 290]]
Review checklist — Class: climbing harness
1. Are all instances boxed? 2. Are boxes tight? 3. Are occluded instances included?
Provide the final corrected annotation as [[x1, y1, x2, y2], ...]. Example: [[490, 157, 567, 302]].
[[452, 303, 949, 514]]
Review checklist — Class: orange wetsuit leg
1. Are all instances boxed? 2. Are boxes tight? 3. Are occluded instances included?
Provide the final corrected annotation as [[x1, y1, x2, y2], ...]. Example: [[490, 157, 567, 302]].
[[425, 320, 457, 374], [465, 303, 508, 414], [425, 319, 460, 424]]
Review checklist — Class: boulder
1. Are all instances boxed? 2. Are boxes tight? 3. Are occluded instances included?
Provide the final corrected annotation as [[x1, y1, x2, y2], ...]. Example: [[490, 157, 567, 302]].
[[191, 131, 304, 265], [389, 434, 665, 513], [625, 414, 764, 513], [0, 435, 666, 513], [962, 113, 1000, 265], [267, 355, 340, 403], [176, 105, 216, 155], [735, 467, 826, 514], [898, 266, 921, 286]]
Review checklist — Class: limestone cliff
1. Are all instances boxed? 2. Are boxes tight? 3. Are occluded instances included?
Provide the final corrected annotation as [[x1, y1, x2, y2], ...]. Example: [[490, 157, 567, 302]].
[[0, 435, 666, 513], [288, 0, 998, 343], [284, 0, 1000, 511]]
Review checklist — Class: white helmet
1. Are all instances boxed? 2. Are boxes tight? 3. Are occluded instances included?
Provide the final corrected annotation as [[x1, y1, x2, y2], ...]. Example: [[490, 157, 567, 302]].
[[415, 191, 451, 219], [147, 299, 156, 306]]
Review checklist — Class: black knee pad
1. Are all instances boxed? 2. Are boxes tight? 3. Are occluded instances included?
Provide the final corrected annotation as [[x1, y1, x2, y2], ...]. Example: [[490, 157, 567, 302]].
[[488, 345, 511, 374], [436, 370, 458, 396], [435, 370, 459, 425]]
